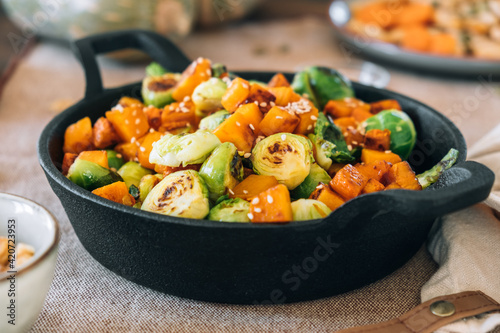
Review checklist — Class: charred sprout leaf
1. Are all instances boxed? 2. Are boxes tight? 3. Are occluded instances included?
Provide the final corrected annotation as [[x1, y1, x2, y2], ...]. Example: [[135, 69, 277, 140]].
[[208, 198, 251, 222], [67, 159, 123, 191], [251, 133, 313, 190], [146, 62, 169, 77], [192, 78, 227, 117], [117, 162, 153, 188], [139, 174, 163, 203], [291, 163, 332, 199], [141, 170, 210, 219], [364, 110, 416, 160], [291, 199, 332, 221], [307, 66, 354, 109], [149, 131, 221, 167], [211, 63, 227, 78], [198, 110, 231, 131], [199, 142, 244, 202], [291, 70, 319, 108], [313, 113, 355, 165], [141, 73, 181, 108], [215, 194, 230, 206], [106, 150, 125, 170], [129, 184, 140, 200], [417, 149, 459, 189]]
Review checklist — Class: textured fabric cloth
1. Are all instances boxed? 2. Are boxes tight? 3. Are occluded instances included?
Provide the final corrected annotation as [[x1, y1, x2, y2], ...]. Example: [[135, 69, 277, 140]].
[[0, 17, 499, 332]]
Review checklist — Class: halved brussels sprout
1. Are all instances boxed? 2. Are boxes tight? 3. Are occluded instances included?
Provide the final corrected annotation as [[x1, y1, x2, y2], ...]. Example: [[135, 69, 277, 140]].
[[117, 161, 154, 188], [192, 78, 227, 117], [290, 163, 332, 199], [291, 199, 332, 221], [146, 62, 168, 77], [208, 198, 250, 222], [141, 73, 181, 108], [106, 150, 125, 171], [149, 131, 221, 167], [141, 170, 210, 219], [199, 142, 244, 202], [138, 174, 163, 203], [291, 70, 318, 107], [364, 110, 416, 160], [67, 159, 123, 191], [251, 133, 313, 190], [307, 66, 354, 109], [198, 110, 231, 131]]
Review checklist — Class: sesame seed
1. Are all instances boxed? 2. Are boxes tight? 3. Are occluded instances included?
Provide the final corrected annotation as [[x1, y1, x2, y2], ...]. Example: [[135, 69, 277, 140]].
[[133, 157, 139, 162], [260, 102, 267, 107], [254, 101, 259, 105], [249, 124, 255, 131], [352, 141, 358, 145], [310, 115, 318, 120], [343, 132, 348, 136], [149, 128, 155, 133], [125, 120, 129, 125], [276, 116, 283, 119], [131, 137, 136, 143], [307, 124, 313, 130], [136, 129, 141, 134], [252, 197, 260, 205], [135, 141, 141, 147], [270, 101, 276, 107], [385, 150, 391, 153], [396, 126, 402, 132], [243, 190, 249, 194], [247, 213, 254, 220], [281, 134, 286, 141], [228, 189, 235, 195], [267, 195, 274, 204], [183, 96, 191, 102], [110, 167, 117, 172], [347, 126, 354, 130], [347, 144, 353, 151], [132, 110, 137, 116], [206, 69, 211, 76], [244, 153, 251, 158], [236, 121, 241, 127], [196, 57, 203, 63], [169, 105, 174, 111], [116, 154, 122, 158], [254, 207, 262, 213], [135, 118, 140, 125], [139, 146, 146, 152]]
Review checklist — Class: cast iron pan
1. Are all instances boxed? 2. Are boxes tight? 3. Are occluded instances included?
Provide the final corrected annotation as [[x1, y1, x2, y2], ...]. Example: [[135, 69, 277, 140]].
[[38, 30, 494, 304]]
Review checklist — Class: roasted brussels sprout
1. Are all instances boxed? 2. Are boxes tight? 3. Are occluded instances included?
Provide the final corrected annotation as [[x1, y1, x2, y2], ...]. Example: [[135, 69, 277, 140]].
[[141, 73, 181, 108], [251, 133, 313, 190], [417, 148, 459, 189], [138, 174, 163, 203], [290, 163, 331, 199], [211, 63, 227, 78], [67, 159, 123, 191], [145, 62, 168, 77], [208, 198, 251, 222], [199, 142, 244, 202], [106, 150, 125, 171], [291, 199, 332, 221], [364, 110, 416, 160], [192, 78, 227, 117], [149, 131, 221, 167], [117, 161, 154, 188], [198, 110, 231, 131], [141, 170, 210, 219], [291, 70, 318, 107]]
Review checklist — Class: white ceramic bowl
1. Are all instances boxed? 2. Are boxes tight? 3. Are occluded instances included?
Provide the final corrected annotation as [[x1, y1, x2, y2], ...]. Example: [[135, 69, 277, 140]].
[[0, 193, 59, 333]]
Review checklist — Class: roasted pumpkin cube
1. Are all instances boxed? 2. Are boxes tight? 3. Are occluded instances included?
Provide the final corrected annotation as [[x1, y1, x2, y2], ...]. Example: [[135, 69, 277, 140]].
[[143, 105, 163, 130], [246, 83, 276, 113], [249, 184, 293, 223], [382, 161, 422, 190], [93, 117, 120, 149], [78, 150, 109, 169], [154, 164, 201, 177], [267, 87, 301, 106], [324, 98, 370, 119], [118, 96, 144, 108], [268, 73, 290, 88], [362, 179, 385, 194], [355, 160, 392, 182], [63, 117, 94, 154], [333, 117, 358, 131], [361, 149, 402, 165], [172, 57, 212, 102], [160, 100, 196, 131], [105, 105, 150, 142], [309, 183, 345, 212], [213, 113, 254, 153], [92, 181, 135, 206], [344, 127, 365, 148], [364, 129, 391, 151], [138, 131, 164, 170], [330, 164, 369, 200], [370, 99, 402, 114], [221, 77, 250, 112], [351, 106, 373, 122], [293, 101, 319, 136], [259, 106, 300, 136], [230, 174, 279, 201], [115, 142, 139, 162], [237, 103, 263, 134]]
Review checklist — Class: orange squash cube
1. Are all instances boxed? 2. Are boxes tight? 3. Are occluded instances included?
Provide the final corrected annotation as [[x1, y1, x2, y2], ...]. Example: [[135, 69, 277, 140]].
[[138, 131, 164, 170], [355, 160, 392, 182], [78, 150, 109, 169], [92, 181, 135, 206], [93, 117, 120, 149], [160, 100, 196, 131], [172, 57, 212, 102], [330, 164, 369, 201], [230, 174, 279, 201], [246, 83, 276, 113], [259, 106, 300, 136], [361, 149, 402, 165], [293, 101, 319, 136], [370, 100, 402, 114], [267, 87, 301, 106], [63, 117, 95, 154], [268, 73, 290, 88], [309, 183, 345, 212], [364, 129, 391, 151], [361, 179, 385, 194], [351, 106, 373, 122], [382, 161, 422, 190], [105, 105, 150, 143], [221, 77, 250, 112], [117, 96, 143, 108], [249, 184, 293, 223]]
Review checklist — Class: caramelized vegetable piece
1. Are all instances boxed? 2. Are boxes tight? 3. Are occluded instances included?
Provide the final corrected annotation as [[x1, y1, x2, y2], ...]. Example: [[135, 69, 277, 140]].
[[160, 100, 196, 131], [259, 106, 300, 136], [382, 161, 422, 190], [324, 98, 370, 119], [370, 100, 402, 114], [172, 57, 212, 102], [246, 83, 276, 113], [118, 97, 144, 108], [154, 164, 202, 177], [385, 183, 402, 190], [267, 87, 301, 106], [364, 129, 391, 151], [105, 106, 150, 142], [268, 73, 290, 88], [93, 117, 120, 149], [63, 117, 94, 154], [361, 149, 402, 165], [62, 153, 78, 176], [309, 183, 345, 212], [333, 117, 358, 131], [143, 105, 163, 130], [293, 101, 319, 136], [78, 150, 109, 169], [115, 141, 140, 162], [249, 184, 293, 223], [355, 160, 392, 182], [361, 178, 385, 194], [138, 131, 163, 170], [221, 77, 250, 112], [330, 164, 369, 200], [351, 107, 373, 122], [92, 181, 135, 206], [327, 163, 345, 177], [230, 174, 279, 201]]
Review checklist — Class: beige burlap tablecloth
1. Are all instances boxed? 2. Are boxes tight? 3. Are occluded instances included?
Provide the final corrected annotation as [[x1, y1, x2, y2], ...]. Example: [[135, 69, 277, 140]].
[[1, 17, 499, 332]]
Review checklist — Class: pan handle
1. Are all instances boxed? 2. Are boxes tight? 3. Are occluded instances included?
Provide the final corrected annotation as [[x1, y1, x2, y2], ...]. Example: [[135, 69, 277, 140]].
[[382, 161, 494, 219], [71, 29, 192, 99]]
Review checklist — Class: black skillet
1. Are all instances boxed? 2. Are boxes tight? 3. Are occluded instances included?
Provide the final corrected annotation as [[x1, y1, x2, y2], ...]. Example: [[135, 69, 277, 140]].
[[38, 30, 494, 304]]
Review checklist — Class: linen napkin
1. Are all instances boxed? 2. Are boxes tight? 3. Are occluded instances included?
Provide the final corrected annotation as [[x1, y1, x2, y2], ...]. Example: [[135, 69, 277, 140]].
[[421, 123, 500, 333]]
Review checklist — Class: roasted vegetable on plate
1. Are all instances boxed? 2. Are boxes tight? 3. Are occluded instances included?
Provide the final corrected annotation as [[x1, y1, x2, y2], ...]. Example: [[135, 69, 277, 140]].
[[61, 59, 459, 223]]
